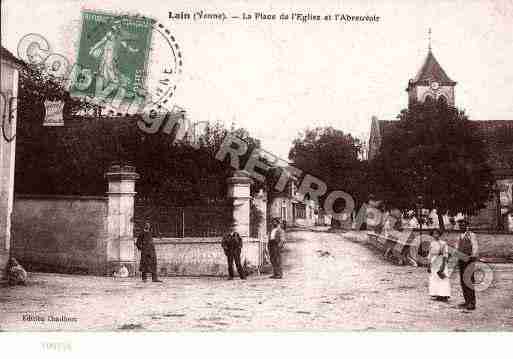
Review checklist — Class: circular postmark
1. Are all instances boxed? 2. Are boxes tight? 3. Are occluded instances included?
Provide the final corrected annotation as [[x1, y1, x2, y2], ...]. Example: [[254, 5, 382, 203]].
[[147, 21, 183, 109], [68, 11, 184, 115], [463, 260, 494, 292], [17, 11, 184, 116]]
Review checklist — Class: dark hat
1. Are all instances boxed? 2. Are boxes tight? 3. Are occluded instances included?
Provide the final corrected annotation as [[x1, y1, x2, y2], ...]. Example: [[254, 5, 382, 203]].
[[430, 228, 443, 236]]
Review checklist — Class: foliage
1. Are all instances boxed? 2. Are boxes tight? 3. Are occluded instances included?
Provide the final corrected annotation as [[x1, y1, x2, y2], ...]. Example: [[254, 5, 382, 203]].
[[15, 66, 261, 205], [288, 126, 370, 214], [369, 101, 494, 227], [17, 64, 100, 120]]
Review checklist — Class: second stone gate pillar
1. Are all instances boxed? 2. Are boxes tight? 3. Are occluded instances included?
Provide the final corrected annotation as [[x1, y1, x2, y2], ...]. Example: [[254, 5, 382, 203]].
[[227, 170, 253, 237]]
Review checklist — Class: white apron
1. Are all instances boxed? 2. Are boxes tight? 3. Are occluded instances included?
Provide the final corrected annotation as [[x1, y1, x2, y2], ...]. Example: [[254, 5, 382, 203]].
[[428, 240, 451, 297]]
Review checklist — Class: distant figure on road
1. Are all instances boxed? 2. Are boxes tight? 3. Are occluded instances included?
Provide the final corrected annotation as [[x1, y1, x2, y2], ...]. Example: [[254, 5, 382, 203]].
[[136, 222, 162, 283], [6, 257, 27, 286], [427, 229, 450, 301], [456, 219, 479, 310], [221, 231, 246, 280], [268, 218, 285, 279], [281, 220, 287, 231]]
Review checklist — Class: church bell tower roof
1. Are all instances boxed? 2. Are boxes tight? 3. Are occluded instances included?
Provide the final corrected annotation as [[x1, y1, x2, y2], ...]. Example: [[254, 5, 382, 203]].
[[411, 49, 456, 86]]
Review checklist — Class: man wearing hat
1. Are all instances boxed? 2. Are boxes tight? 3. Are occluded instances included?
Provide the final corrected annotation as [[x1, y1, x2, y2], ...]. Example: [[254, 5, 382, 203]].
[[136, 222, 163, 283], [268, 218, 285, 279], [221, 231, 246, 280], [456, 218, 479, 310]]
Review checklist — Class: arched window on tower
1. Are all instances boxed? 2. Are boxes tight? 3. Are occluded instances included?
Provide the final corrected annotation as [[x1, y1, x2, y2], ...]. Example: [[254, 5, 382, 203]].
[[437, 95, 448, 107], [424, 95, 434, 104]]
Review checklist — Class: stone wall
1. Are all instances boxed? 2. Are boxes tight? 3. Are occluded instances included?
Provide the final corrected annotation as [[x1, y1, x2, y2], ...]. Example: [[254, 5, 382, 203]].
[[472, 200, 498, 230], [443, 231, 513, 261], [11, 195, 109, 274], [11, 194, 263, 277], [9, 167, 264, 277], [472, 178, 513, 231], [152, 237, 262, 276]]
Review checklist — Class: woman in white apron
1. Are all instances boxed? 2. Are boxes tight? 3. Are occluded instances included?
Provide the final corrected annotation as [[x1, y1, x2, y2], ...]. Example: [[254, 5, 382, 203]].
[[428, 229, 451, 301]]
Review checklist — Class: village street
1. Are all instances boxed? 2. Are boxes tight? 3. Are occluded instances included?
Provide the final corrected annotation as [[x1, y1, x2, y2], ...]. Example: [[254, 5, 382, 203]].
[[1, 229, 512, 331]]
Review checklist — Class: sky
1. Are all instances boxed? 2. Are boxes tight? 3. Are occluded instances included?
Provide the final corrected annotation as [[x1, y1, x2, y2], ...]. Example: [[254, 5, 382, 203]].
[[2, 0, 513, 159]]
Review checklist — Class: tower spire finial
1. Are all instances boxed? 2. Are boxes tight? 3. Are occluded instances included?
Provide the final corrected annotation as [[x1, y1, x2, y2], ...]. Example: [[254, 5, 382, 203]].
[[428, 28, 432, 51]]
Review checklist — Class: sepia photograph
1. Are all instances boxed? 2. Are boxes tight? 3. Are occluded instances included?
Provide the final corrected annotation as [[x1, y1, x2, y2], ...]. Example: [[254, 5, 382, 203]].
[[1, 0, 512, 355]]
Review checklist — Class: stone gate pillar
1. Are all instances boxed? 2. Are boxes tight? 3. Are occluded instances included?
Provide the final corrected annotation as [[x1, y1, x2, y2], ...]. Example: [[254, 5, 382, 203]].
[[227, 170, 253, 237], [105, 164, 139, 276]]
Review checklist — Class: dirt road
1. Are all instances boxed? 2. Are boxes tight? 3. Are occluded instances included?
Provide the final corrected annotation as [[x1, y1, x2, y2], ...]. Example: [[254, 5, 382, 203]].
[[1, 229, 512, 331]]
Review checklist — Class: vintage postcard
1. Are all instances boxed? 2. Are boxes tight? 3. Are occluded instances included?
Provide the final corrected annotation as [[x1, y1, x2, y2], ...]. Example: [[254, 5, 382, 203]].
[[1, 0, 513, 352]]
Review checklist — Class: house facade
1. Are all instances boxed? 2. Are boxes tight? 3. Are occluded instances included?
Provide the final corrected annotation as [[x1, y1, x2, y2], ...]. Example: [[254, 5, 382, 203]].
[[269, 179, 318, 227], [1, 46, 22, 275]]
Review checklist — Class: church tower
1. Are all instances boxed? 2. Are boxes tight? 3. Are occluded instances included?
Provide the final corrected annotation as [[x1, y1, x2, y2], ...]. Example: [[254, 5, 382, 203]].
[[406, 31, 457, 107]]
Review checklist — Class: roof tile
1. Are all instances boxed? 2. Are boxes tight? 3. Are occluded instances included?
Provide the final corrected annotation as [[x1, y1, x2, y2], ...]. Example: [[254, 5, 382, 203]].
[[412, 50, 456, 85]]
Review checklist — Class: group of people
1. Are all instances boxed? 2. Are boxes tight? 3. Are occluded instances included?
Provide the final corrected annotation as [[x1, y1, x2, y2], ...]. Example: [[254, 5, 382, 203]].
[[427, 219, 479, 310], [219, 217, 286, 280], [135, 218, 287, 283], [5, 217, 480, 314], [136, 217, 480, 313]]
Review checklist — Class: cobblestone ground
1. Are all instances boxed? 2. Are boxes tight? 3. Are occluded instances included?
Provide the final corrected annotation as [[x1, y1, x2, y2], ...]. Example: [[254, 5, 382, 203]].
[[1, 229, 512, 331]]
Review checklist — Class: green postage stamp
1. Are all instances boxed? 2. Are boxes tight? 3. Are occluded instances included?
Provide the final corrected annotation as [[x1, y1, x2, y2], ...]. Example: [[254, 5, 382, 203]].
[[70, 11, 153, 106]]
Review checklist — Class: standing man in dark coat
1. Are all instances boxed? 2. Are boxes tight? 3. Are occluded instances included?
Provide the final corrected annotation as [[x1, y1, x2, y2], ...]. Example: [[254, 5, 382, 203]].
[[221, 231, 246, 280], [136, 222, 162, 282], [268, 218, 285, 279], [457, 219, 479, 310]]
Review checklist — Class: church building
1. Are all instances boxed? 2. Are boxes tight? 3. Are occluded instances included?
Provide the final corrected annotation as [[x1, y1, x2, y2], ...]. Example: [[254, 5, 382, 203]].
[[368, 46, 513, 231]]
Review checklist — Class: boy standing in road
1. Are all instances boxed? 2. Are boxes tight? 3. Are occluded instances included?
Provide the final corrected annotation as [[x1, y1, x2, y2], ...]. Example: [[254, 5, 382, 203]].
[[268, 218, 285, 279]]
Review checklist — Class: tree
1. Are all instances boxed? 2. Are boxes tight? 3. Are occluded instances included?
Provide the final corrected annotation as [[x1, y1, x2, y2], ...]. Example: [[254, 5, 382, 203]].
[[17, 64, 100, 121], [370, 101, 494, 230], [288, 126, 369, 226], [16, 79, 262, 205]]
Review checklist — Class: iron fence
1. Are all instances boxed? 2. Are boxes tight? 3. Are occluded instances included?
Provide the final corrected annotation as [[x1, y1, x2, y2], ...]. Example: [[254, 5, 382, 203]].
[[134, 198, 233, 238]]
